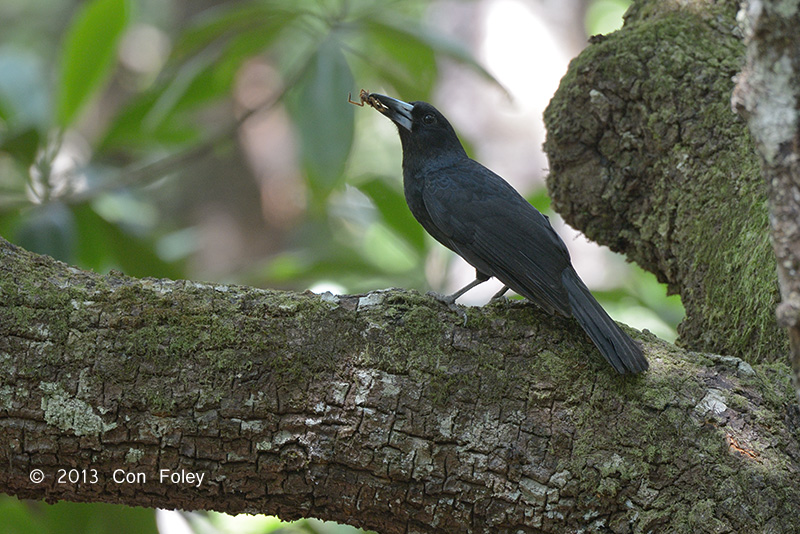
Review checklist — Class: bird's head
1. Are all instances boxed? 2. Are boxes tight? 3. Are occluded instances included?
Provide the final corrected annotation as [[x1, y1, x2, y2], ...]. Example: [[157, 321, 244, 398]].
[[368, 94, 467, 163]]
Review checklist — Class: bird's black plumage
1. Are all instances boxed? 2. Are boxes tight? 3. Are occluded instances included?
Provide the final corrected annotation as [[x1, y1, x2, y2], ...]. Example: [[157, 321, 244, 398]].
[[369, 93, 648, 374]]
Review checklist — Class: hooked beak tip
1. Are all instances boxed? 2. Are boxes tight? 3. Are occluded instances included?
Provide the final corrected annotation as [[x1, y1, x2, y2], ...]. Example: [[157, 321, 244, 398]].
[[370, 93, 413, 131]]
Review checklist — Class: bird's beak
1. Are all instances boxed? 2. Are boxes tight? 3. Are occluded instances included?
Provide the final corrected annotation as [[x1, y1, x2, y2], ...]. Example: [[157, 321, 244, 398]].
[[370, 94, 413, 131]]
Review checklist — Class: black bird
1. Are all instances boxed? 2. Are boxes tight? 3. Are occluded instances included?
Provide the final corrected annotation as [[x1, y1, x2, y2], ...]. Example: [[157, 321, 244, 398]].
[[368, 93, 647, 374]]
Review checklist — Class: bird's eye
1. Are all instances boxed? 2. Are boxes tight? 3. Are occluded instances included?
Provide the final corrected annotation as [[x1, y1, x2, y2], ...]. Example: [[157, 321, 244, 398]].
[[422, 114, 436, 125]]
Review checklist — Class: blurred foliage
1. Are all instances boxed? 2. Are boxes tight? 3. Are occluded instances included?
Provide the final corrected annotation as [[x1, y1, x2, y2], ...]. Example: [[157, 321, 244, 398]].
[[586, 0, 632, 35], [57, 0, 129, 126], [0, 497, 157, 534], [196, 510, 376, 534], [0, 0, 677, 532], [0, 496, 374, 534], [0, 0, 506, 293]]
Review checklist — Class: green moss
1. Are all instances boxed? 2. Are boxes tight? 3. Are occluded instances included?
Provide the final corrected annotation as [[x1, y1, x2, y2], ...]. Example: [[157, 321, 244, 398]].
[[141, 383, 177, 413], [556, 336, 800, 530], [545, 3, 784, 362]]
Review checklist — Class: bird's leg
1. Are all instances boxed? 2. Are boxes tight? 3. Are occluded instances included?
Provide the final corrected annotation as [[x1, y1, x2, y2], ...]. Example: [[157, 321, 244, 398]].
[[429, 271, 491, 304], [446, 277, 488, 303], [489, 285, 510, 304], [427, 272, 491, 326]]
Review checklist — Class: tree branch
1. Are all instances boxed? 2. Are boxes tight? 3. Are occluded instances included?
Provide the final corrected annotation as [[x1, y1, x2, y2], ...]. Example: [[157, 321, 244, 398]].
[[733, 0, 800, 402], [1, 236, 799, 533], [543, 0, 784, 363]]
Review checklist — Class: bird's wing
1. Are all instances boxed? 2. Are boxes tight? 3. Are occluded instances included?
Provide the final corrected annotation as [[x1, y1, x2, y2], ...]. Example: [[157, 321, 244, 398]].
[[422, 162, 572, 315]]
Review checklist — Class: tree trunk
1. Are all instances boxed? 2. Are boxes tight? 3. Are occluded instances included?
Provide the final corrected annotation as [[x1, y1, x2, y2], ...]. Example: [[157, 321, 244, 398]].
[[1, 237, 799, 533], [732, 0, 800, 401]]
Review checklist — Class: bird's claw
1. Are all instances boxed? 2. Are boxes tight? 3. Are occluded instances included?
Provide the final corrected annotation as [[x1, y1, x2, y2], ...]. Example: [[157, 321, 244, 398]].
[[426, 290, 455, 305], [426, 291, 468, 326], [490, 285, 510, 304], [489, 294, 509, 306]]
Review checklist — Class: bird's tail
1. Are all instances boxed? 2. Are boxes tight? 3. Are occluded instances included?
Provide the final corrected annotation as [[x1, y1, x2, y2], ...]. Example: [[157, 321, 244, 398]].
[[561, 267, 648, 374]]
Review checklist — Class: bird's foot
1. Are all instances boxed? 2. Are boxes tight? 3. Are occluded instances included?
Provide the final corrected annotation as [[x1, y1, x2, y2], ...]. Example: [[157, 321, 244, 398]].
[[489, 294, 510, 306], [488, 285, 511, 307], [426, 291, 468, 326], [426, 290, 456, 305]]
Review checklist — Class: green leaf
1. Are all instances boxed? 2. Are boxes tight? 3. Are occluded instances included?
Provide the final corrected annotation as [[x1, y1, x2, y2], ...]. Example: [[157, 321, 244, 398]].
[[0, 95, 9, 123], [355, 175, 426, 253], [97, 89, 198, 152], [173, 2, 297, 61], [138, 49, 222, 133], [362, 221, 418, 273], [40, 501, 158, 534], [368, 15, 507, 97], [364, 19, 438, 98], [287, 40, 355, 204], [57, 0, 129, 126], [0, 495, 41, 534], [149, 11, 298, 124], [99, 7, 298, 153], [72, 203, 185, 279], [156, 24, 291, 121], [0, 497, 158, 534], [0, 128, 41, 167]]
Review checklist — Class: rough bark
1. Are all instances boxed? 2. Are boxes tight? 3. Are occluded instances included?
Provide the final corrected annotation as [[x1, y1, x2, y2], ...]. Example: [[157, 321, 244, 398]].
[[543, 0, 785, 363], [1, 237, 799, 533], [732, 0, 800, 402]]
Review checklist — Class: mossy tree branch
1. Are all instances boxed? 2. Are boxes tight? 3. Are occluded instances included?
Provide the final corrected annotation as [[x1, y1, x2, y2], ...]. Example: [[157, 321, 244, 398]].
[[543, 0, 784, 363], [1, 237, 799, 533]]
